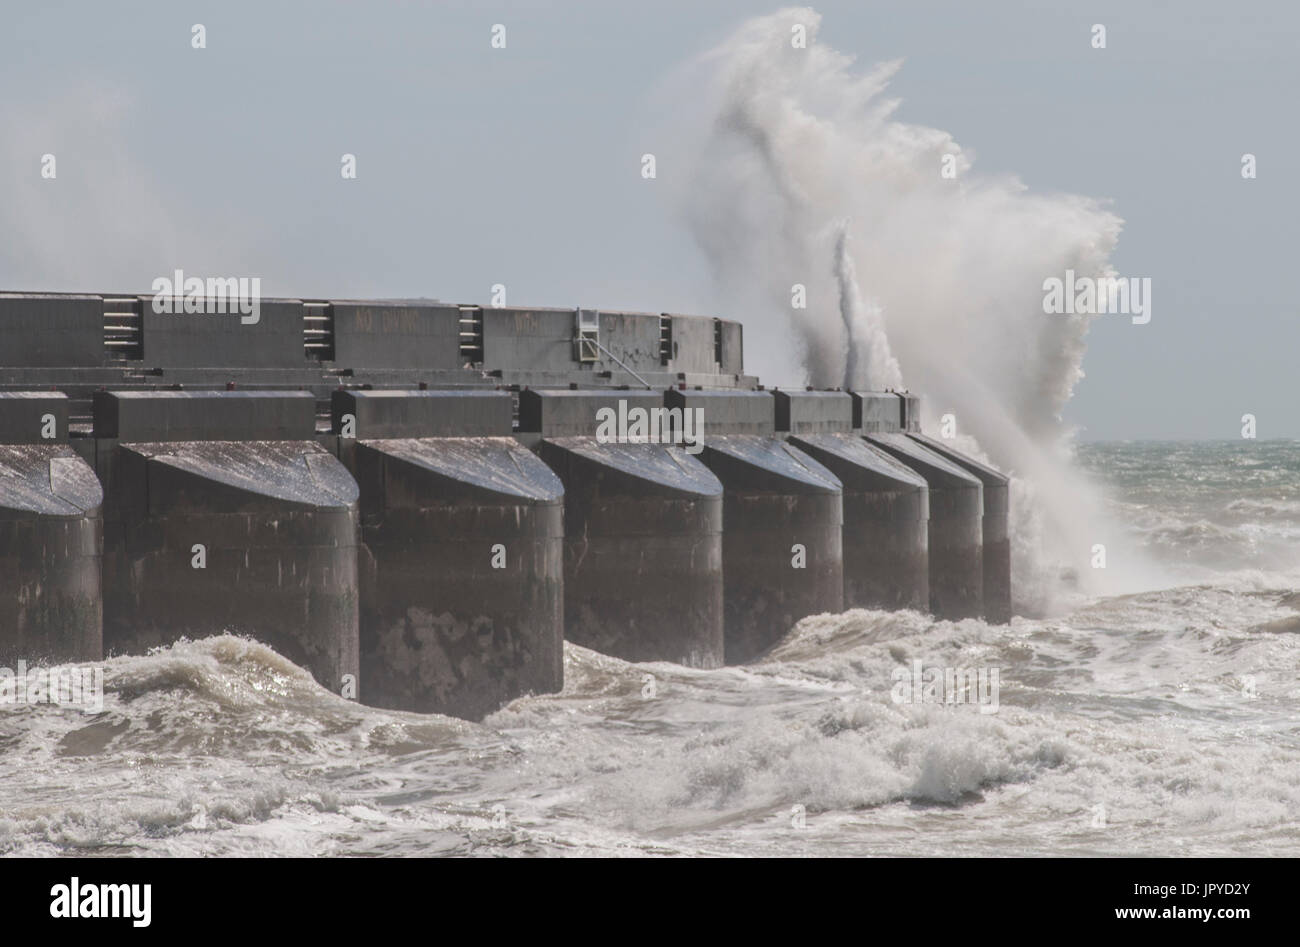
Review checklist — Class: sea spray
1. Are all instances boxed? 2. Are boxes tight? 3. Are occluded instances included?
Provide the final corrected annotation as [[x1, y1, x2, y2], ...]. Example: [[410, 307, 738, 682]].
[[833, 221, 902, 391], [656, 7, 1151, 607]]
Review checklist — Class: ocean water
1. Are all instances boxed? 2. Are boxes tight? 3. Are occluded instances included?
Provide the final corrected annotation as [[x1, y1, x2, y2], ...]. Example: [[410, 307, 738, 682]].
[[2, 441, 1299, 857]]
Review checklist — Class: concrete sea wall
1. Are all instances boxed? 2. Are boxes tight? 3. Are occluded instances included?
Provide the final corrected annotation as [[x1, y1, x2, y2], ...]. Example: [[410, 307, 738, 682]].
[[0, 292, 1012, 719]]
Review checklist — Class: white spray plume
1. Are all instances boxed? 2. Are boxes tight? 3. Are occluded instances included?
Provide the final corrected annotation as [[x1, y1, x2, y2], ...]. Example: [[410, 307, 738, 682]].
[[833, 220, 901, 391], [656, 8, 1163, 610]]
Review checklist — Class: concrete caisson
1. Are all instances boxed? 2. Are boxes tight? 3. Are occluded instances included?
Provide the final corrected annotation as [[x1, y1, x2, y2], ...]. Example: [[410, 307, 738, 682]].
[[862, 431, 983, 621], [779, 390, 930, 612], [666, 389, 842, 663], [522, 389, 724, 667], [0, 392, 103, 664], [908, 433, 1011, 623], [333, 389, 564, 720], [96, 391, 360, 692]]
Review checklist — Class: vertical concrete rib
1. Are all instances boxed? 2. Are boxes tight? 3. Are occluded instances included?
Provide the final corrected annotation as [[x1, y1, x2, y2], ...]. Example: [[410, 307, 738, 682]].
[[522, 390, 724, 667], [789, 433, 929, 612], [908, 433, 1011, 623], [96, 391, 360, 693], [777, 389, 930, 613], [863, 432, 984, 620], [665, 389, 843, 664], [333, 389, 564, 720], [0, 393, 103, 663]]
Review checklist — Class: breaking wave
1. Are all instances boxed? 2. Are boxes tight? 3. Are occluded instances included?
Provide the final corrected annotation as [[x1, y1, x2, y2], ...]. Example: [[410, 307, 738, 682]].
[[655, 8, 1137, 609]]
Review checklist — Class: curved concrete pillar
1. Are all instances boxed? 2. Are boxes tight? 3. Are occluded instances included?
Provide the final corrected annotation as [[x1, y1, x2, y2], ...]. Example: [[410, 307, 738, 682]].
[[331, 388, 565, 719], [94, 391, 360, 692], [699, 435, 843, 663], [789, 433, 929, 612], [351, 436, 564, 720], [864, 433, 983, 621], [0, 392, 102, 664], [537, 438, 724, 667], [908, 434, 1011, 623], [102, 440, 359, 691], [664, 387, 842, 663], [0, 445, 103, 663]]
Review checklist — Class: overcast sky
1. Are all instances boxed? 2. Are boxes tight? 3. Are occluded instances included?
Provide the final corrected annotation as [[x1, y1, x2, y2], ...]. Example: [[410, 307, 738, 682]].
[[2, 1, 1296, 439]]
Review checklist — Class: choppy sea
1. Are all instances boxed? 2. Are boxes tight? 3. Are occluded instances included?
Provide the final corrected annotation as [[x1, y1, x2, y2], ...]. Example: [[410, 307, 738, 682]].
[[3, 441, 1298, 856]]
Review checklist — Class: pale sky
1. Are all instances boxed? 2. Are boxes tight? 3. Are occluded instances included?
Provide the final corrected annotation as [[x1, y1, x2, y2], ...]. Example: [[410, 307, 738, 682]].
[[2, 0, 1296, 439]]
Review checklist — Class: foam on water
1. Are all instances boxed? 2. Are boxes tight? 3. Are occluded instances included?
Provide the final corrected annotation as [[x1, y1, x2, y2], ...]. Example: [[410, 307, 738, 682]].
[[4, 444, 1299, 858]]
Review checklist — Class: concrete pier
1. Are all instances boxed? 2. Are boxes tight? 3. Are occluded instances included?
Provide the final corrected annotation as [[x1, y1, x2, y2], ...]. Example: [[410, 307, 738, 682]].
[[523, 389, 725, 667], [781, 391, 930, 612], [97, 391, 360, 693], [667, 389, 843, 663], [0, 393, 103, 664], [0, 290, 1015, 706], [333, 389, 564, 720], [863, 431, 984, 621]]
